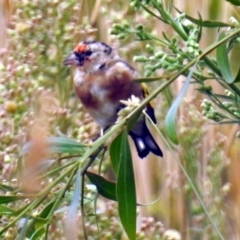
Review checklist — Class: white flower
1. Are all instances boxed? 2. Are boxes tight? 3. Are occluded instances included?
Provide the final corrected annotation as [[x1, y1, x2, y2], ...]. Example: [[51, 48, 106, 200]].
[[163, 229, 181, 240], [120, 95, 140, 108], [117, 95, 141, 122]]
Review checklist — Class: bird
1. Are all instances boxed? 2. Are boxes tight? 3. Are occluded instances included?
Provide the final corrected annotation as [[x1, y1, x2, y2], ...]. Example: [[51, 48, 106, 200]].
[[63, 40, 163, 158]]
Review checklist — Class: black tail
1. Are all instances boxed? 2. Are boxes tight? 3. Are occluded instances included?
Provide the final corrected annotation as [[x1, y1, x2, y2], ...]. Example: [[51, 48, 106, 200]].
[[129, 122, 163, 159]]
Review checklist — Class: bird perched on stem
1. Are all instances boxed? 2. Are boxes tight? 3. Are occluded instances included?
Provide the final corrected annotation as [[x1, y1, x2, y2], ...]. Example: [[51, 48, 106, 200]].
[[63, 40, 163, 158]]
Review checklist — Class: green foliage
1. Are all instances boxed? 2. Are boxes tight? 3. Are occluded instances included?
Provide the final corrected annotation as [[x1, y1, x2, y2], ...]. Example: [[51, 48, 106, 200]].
[[115, 130, 136, 240], [226, 0, 240, 6], [86, 171, 117, 201], [164, 64, 193, 144], [217, 32, 235, 84], [112, 0, 240, 126]]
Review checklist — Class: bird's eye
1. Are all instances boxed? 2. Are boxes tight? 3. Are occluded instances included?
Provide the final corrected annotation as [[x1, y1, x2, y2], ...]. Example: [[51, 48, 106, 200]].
[[85, 50, 92, 56]]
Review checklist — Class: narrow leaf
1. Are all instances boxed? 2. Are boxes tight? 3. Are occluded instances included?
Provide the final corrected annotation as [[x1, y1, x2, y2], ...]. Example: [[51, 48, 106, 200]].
[[164, 64, 195, 144], [216, 32, 235, 83], [197, 12, 203, 43], [214, 94, 240, 102], [20, 136, 86, 155], [38, 201, 55, 219], [116, 129, 136, 240], [0, 205, 16, 215], [86, 171, 117, 201], [17, 218, 28, 240], [65, 167, 81, 240], [0, 195, 31, 204], [25, 159, 55, 176], [30, 227, 45, 240], [43, 146, 84, 154], [134, 76, 167, 83], [110, 106, 141, 175], [0, 184, 16, 192], [226, 0, 240, 6], [175, 8, 231, 27], [216, 120, 240, 124], [233, 65, 240, 82], [109, 133, 122, 175], [126, 108, 143, 132]]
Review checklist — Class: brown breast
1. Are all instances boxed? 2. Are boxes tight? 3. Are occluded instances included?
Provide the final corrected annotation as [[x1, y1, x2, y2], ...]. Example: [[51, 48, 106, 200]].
[[74, 60, 143, 124], [74, 81, 100, 109]]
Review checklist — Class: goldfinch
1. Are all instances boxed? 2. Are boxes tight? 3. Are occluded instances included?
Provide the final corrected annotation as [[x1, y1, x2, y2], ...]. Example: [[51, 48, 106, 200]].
[[63, 41, 163, 158]]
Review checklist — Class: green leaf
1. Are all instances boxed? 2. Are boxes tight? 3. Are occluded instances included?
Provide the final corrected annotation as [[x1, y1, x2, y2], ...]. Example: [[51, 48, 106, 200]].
[[38, 201, 55, 219], [109, 133, 122, 175], [164, 64, 195, 144], [134, 76, 166, 83], [126, 107, 143, 132], [0, 184, 16, 192], [110, 101, 142, 175], [216, 32, 235, 84], [116, 129, 136, 240], [175, 8, 231, 27], [86, 171, 117, 201], [30, 227, 45, 240], [32, 201, 55, 232], [0, 195, 30, 204], [20, 136, 86, 155], [226, 0, 240, 6], [233, 65, 240, 82], [44, 146, 84, 154], [196, 13, 203, 43], [216, 120, 240, 124], [214, 94, 240, 103], [0, 205, 16, 215], [65, 167, 81, 238], [17, 218, 28, 240]]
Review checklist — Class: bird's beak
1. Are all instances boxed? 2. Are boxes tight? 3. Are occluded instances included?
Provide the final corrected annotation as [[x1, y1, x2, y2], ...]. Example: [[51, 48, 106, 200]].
[[63, 53, 77, 66]]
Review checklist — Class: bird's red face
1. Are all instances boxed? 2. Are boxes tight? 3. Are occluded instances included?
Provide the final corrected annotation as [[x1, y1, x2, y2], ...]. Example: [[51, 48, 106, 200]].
[[63, 41, 113, 72], [63, 42, 92, 67]]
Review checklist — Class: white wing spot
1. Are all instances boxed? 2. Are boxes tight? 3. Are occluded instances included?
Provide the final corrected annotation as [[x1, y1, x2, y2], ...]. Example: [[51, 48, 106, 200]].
[[136, 138, 146, 151]]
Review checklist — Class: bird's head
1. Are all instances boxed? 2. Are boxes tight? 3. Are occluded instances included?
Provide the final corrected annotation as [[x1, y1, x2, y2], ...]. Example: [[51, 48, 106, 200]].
[[63, 41, 116, 73]]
